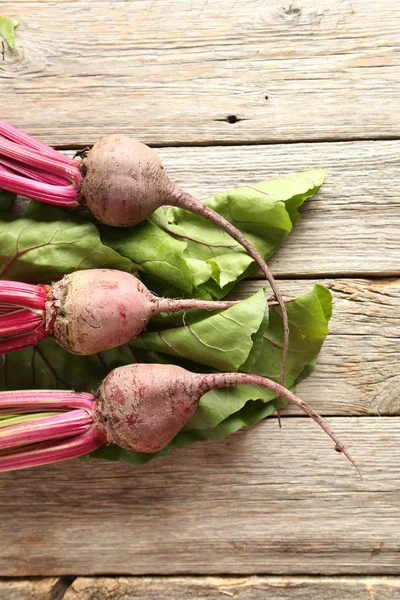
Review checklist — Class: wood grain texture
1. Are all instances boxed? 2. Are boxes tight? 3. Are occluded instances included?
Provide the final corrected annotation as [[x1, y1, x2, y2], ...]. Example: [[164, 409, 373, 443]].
[[232, 278, 400, 416], [1, 1, 399, 145], [0, 417, 398, 576], [1, 0, 399, 582], [63, 576, 400, 600], [157, 141, 400, 277], [0, 578, 66, 599]]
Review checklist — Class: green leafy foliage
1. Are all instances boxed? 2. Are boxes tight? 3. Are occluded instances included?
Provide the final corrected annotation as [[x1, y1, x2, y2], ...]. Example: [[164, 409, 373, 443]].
[[101, 217, 193, 296], [184, 284, 332, 431], [0, 203, 133, 282], [1, 340, 135, 392], [102, 170, 324, 299], [0, 171, 323, 295], [133, 288, 269, 372], [0, 16, 20, 49]]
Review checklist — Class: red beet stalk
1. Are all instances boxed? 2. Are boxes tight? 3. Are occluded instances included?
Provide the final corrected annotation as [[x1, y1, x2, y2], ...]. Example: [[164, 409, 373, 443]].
[[0, 120, 81, 206], [0, 281, 48, 352], [0, 390, 104, 472]]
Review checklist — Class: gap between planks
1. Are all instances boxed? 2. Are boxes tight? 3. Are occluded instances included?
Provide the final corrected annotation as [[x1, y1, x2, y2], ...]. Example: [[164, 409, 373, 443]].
[[54, 134, 400, 150], [2, 576, 400, 599]]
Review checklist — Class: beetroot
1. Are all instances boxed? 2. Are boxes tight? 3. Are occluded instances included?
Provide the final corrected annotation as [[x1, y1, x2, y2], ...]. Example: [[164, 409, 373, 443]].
[[0, 363, 360, 477], [95, 364, 360, 480], [0, 120, 290, 398], [0, 269, 241, 355]]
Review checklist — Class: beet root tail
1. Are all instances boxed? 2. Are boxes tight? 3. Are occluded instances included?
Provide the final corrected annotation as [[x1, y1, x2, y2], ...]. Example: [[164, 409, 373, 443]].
[[199, 371, 362, 479]]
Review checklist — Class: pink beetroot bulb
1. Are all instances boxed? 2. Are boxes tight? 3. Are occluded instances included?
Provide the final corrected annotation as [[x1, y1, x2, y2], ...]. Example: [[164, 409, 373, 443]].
[[0, 269, 245, 355]]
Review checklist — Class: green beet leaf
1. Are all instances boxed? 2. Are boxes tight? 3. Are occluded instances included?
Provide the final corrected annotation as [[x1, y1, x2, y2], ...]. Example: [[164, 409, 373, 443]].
[[0, 340, 136, 392], [185, 284, 332, 430], [0, 16, 20, 49], [0, 202, 133, 282], [132, 288, 269, 372], [100, 217, 194, 296], [0, 171, 322, 297]]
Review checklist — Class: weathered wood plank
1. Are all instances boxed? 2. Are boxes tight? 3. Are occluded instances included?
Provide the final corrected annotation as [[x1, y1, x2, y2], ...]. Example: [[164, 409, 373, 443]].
[[0, 578, 66, 599], [0, 417, 398, 576], [63, 576, 400, 600], [1, 1, 399, 145], [157, 141, 400, 277], [232, 278, 400, 416]]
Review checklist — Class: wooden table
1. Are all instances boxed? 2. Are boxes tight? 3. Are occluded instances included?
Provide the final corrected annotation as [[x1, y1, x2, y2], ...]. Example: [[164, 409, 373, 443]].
[[1, 1, 399, 598]]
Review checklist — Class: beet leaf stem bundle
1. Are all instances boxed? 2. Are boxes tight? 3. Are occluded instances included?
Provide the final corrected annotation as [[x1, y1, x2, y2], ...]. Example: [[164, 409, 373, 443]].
[[0, 120, 290, 401], [0, 363, 361, 478]]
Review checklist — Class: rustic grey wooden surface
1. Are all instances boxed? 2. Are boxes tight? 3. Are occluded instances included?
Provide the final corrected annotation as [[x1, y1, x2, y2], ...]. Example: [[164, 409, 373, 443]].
[[0, 416, 399, 576], [2, 576, 400, 599], [1, 0, 399, 589], [1, 0, 399, 145], [62, 576, 400, 600]]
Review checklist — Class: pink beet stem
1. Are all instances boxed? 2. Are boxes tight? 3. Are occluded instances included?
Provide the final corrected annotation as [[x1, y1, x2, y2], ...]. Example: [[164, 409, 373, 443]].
[[0, 409, 92, 451], [0, 304, 29, 314], [199, 371, 362, 479], [0, 427, 105, 473], [0, 281, 47, 311], [0, 390, 95, 414], [0, 324, 47, 353], [0, 137, 81, 185], [0, 306, 16, 314], [0, 119, 73, 163], [0, 155, 71, 186], [0, 412, 59, 428], [0, 281, 47, 349], [0, 165, 80, 207], [0, 309, 44, 336]]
